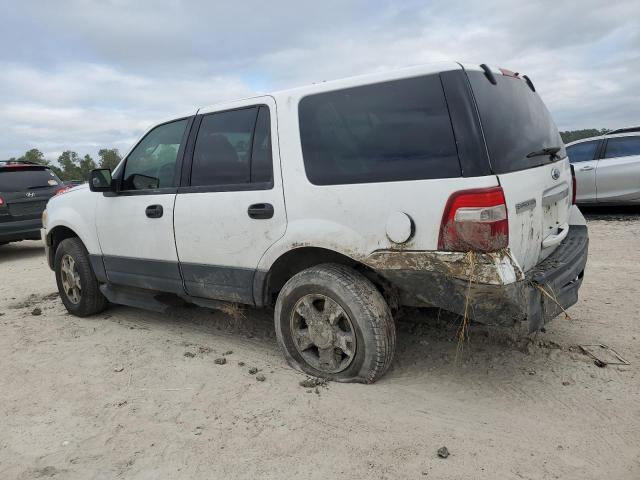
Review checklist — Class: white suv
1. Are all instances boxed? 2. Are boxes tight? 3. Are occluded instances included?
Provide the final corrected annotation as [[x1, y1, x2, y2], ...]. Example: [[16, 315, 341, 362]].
[[42, 62, 588, 383]]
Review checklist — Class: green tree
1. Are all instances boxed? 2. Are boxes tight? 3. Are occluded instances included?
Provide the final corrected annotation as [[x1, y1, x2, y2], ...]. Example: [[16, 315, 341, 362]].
[[57, 151, 82, 181], [14, 148, 49, 165], [560, 129, 610, 144], [79, 154, 97, 180], [98, 148, 122, 171]]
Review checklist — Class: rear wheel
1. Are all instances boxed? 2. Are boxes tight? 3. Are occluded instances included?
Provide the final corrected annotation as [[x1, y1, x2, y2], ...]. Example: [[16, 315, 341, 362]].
[[275, 263, 395, 384], [54, 238, 108, 316]]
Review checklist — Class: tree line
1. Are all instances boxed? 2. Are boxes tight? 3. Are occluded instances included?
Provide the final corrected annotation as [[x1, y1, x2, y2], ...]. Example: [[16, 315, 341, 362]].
[[7, 148, 122, 181], [559, 129, 610, 144]]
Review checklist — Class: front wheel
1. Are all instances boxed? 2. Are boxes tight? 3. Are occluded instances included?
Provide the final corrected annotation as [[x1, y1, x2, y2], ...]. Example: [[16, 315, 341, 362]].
[[274, 264, 395, 384], [54, 237, 108, 317]]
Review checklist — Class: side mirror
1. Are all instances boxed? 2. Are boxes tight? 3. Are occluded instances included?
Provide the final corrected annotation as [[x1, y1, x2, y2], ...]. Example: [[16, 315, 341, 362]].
[[89, 169, 114, 192], [130, 173, 159, 190]]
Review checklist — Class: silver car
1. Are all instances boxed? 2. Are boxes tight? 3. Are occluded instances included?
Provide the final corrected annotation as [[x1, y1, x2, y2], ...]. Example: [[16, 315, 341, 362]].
[[566, 126, 640, 205]]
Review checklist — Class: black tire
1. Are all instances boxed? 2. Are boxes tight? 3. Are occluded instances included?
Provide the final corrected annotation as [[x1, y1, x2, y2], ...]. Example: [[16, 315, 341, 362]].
[[54, 237, 108, 317], [274, 263, 395, 384]]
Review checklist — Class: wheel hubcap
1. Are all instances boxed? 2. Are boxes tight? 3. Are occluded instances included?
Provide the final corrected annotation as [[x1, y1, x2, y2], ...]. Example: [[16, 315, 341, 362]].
[[290, 294, 356, 374], [60, 254, 82, 304]]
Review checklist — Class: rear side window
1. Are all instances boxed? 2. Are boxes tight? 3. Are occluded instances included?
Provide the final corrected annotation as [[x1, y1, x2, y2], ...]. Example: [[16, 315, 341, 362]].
[[604, 136, 640, 159], [0, 168, 61, 192], [467, 71, 565, 174], [191, 106, 273, 187], [567, 140, 599, 163], [298, 75, 461, 185]]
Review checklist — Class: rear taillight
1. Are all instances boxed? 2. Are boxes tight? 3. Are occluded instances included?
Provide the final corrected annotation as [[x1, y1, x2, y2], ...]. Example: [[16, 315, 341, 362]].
[[438, 186, 509, 252], [0, 196, 4, 206], [570, 164, 577, 205], [55, 186, 72, 197]]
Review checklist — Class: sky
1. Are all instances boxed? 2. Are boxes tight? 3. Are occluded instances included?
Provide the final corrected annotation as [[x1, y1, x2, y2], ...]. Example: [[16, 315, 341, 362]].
[[1, 0, 639, 162]]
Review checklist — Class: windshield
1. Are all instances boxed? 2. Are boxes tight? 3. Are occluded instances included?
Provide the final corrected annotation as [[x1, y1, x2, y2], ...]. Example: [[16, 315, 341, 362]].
[[466, 70, 565, 174], [0, 167, 61, 191]]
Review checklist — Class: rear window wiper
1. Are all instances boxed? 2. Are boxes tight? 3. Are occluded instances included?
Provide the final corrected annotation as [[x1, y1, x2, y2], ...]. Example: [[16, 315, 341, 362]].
[[526, 146, 561, 161]]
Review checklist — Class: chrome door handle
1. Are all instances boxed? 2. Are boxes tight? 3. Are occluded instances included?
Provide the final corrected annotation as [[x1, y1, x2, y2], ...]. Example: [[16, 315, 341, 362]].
[[580, 166, 594, 171]]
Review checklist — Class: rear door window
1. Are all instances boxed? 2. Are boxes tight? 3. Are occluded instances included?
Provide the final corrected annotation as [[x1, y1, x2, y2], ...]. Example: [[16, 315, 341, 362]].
[[0, 168, 61, 191], [190, 106, 273, 187], [298, 74, 461, 185], [467, 71, 565, 174], [567, 140, 599, 163], [604, 136, 640, 159]]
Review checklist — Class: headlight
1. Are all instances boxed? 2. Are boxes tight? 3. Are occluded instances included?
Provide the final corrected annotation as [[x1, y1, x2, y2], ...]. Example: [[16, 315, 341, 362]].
[[42, 209, 48, 228]]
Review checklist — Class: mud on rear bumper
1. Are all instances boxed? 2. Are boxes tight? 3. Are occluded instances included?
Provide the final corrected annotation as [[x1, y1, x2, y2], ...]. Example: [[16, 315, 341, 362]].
[[367, 225, 588, 332]]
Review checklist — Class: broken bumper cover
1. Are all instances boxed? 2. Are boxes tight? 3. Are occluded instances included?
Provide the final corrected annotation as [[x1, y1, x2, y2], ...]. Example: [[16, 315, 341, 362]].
[[371, 225, 588, 332]]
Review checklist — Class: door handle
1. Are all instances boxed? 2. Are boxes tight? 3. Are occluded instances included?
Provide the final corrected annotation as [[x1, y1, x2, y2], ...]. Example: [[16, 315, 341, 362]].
[[145, 204, 163, 218], [580, 165, 594, 171], [247, 203, 274, 219]]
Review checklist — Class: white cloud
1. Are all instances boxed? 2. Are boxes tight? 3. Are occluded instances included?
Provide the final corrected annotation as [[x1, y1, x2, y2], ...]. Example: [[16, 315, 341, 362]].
[[0, 0, 638, 160]]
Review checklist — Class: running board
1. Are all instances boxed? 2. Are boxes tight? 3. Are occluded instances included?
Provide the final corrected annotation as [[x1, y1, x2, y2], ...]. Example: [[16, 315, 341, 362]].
[[99, 283, 242, 314]]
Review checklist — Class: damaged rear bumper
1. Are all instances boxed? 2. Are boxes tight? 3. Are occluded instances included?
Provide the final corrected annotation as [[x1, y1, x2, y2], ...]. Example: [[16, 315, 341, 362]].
[[367, 225, 588, 332]]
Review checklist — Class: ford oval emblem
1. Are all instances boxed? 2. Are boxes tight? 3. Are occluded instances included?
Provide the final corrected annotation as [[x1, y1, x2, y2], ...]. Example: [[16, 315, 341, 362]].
[[551, 168, 560, 180]]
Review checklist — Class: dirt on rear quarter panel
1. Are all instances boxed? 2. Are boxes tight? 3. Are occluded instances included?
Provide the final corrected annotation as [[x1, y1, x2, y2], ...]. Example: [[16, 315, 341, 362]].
[[364, 248, 524, 285]]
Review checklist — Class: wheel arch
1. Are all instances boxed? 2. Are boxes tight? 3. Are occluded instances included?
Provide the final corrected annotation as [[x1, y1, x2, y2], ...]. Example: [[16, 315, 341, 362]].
[[254, 246, 398, 310], [46, 225, 81, 269]]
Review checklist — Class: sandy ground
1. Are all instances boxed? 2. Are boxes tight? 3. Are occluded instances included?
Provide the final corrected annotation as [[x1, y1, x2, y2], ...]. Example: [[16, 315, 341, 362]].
[[1, 211, 639, 480]]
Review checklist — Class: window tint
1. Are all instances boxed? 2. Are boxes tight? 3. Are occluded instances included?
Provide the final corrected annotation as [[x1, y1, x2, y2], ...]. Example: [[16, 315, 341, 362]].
[[605, 136, 640, 159], [298, 75, 460, 185], [251, 107, 273, 183], [0, 168, 61, 192], [567, 140, 599, 163], [191, 108, 256, 186], [467, 71, 565, 174], [122, 119, 188, 190]]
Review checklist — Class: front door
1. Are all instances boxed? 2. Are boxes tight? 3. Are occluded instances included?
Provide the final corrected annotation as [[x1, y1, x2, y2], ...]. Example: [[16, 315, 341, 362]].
[[173, 97, 286, 304], [95, 117, 193, 293]]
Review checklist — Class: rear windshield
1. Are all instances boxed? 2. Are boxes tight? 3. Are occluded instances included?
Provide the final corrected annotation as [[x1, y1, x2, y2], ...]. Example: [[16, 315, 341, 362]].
[[0, 167, 61, 191], [467, 70, 565, 174], [298, 74, 461, 185]]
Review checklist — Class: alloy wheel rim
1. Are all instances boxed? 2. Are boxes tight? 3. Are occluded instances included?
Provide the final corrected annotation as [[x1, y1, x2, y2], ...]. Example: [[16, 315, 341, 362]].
[[290, 294, 356, 374], [60, 254, 82, 304]]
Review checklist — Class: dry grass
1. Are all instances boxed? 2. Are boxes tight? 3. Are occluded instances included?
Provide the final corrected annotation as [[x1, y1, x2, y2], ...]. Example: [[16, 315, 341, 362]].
[[217, 302, 247, 322], [455, 251, 477, 362], [533, 283, 572, 320]]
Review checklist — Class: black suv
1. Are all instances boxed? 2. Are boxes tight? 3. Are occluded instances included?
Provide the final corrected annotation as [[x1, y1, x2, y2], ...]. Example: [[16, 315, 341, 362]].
[[0, 161, 65, 245]]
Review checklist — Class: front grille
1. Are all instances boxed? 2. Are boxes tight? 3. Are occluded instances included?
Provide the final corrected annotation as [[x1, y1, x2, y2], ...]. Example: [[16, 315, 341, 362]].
[[8, 201, 46, 217]]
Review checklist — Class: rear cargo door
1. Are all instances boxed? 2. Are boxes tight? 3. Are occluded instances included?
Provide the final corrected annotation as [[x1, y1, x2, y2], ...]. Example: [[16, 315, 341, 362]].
[[0, 167, 61, 221], [466, 67, 572, 271]]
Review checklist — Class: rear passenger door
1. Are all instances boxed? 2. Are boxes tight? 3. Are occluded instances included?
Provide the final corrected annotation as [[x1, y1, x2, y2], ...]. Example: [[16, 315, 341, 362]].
[[567, 140, 600, 203], [596, 135, 640, 203], [173, 97, 286, 304]]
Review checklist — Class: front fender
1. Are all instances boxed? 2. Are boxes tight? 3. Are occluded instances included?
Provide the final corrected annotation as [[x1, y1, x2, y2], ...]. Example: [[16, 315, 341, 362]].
[[45, 188, 100, 255]]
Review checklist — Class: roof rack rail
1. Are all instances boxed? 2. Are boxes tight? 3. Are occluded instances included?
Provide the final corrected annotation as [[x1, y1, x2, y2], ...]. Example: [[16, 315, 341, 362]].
[[608, 126, 640, 135]]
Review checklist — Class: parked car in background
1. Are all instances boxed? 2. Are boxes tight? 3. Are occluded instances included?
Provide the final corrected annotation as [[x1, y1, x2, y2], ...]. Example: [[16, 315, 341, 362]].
[[566, 126, 640, 205], [42, 62, 588, 383], [0, 161, 67, 245]]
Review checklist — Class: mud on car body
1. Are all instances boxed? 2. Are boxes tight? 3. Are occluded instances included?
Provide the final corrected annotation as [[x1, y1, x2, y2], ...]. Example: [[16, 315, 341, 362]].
[[42, 62, 588, 383]]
